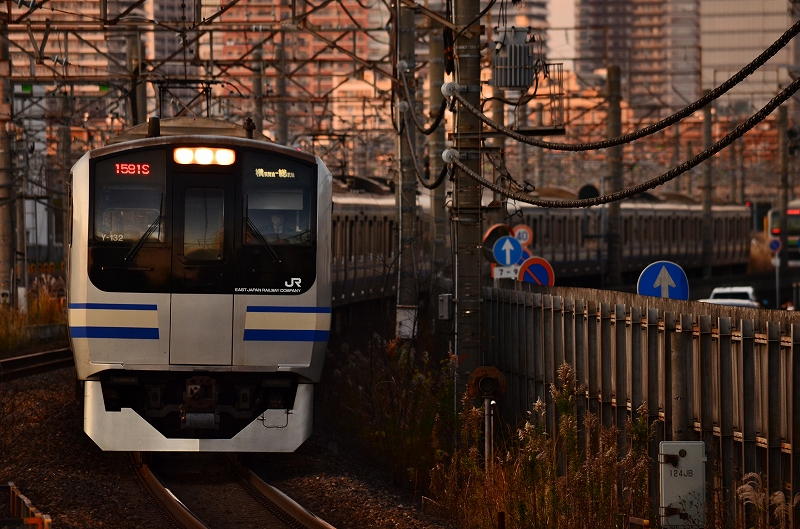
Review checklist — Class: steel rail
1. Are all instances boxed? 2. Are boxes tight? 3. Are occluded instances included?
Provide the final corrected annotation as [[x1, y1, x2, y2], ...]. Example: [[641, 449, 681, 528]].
[[130, 453, 209, 529], [226, 455, 337, 529], [0, 348, 73, 382]]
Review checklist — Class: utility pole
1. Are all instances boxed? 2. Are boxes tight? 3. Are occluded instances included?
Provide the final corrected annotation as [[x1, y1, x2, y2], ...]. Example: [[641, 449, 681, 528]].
[[126, 33, 147, 125], [737, 137, 745, 203], [0, 19, 13, 305], [57, 123, 71, 264], [451, 0, 482, 376], [252, 45, 264, 132], [778, 106, 789, 285], [701, 92, 713, 279], [672, 123, 681, 192], [685, 140, 693, 195], [395, 4, 418, 339], [729, 133, 738, 202], [275, 37, 288, 145], [534, 103, 544, 190], [605, 65, 622, 287], [428, 22, 447, 271]]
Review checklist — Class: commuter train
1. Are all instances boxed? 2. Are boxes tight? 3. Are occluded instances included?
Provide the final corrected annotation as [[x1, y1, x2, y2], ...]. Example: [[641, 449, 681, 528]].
[[765, 199, 800, 266], [330, 190, 752, 302], [68, 117, 332, 452]]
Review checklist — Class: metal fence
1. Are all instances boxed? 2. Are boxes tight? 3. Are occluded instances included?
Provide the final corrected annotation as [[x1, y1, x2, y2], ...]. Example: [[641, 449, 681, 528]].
[[484, 284, 800, 525]]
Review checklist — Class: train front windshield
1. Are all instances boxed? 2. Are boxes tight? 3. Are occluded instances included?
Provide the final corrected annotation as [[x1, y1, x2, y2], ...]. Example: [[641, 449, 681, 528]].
[[88, 145, 319, 295], [768, 208, 800, 237]]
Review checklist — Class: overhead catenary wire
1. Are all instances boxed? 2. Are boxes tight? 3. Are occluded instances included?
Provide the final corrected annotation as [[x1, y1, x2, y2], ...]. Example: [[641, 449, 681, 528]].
[[404, 113, 448, 189], [446, 73, 800, 208], [400, 72, 447, 135], [446, 16, 800, 152]]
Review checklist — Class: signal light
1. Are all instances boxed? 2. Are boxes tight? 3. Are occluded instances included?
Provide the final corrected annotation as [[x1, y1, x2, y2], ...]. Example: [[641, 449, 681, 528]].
[[173, 147, 236, 165], [745, 201, 752, 207]]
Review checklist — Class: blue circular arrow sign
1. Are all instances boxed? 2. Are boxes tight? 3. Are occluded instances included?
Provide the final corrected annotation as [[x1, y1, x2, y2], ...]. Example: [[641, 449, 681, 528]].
[[637, 260, 689, 300], [517, 257, 555, 286], [769, 238, 782, 252], [492, 236, 523, 266]]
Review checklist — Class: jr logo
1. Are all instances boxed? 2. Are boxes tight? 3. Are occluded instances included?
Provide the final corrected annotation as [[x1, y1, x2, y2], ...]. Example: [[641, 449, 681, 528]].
[[285, 278, 301, 288]]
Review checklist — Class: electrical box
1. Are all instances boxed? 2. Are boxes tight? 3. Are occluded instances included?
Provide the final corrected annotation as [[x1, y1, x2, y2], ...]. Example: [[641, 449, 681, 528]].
[[659, 441, 706, 527], [438, 293, 452, 320]]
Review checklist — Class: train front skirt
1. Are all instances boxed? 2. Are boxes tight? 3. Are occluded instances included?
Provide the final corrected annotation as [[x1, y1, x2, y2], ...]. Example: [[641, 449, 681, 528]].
[[83, 381, 313, 451]]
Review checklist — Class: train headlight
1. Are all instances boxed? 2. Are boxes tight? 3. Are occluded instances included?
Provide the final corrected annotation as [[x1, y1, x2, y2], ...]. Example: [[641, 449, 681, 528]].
[[194, 148, 214, 165], [174, 148, 194, 164], [215, 149, 235, 165], [173, 147, 236, 166]]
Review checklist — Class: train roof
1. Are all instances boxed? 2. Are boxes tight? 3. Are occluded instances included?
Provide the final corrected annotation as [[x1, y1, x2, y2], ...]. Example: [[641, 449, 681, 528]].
[[106, 117, 272, 145]]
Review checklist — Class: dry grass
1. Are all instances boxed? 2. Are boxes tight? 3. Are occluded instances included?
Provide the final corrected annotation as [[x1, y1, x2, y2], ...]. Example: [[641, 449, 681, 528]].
[[430, 363, 653, 529], [0, 275, 66, 353]]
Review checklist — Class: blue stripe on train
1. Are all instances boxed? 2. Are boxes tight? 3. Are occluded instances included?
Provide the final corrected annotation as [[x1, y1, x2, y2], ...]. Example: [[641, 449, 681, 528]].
[[70, 327, 160, 339], [243, 330, 330, 341], [246, 306, 331, 313], [68, 303, 158, 311]]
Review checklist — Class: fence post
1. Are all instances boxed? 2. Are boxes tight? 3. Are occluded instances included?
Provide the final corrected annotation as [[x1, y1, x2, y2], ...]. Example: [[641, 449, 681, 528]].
[[587, 300, 600, 422], [630, 306, 643, 415], [791, 323, 800, 527], [672, 313, 692, 441], [575, 299, 587, 456], [663, 312, 675, 440], [601, 302, 613, 429], [647, 308, 660, 511], [543, 295, 555, 433], [699, 315, 714, 521], [741, 319, 756, 475], [718, 317, 734, 528], [767, 321, 781, 493], [615, 303, 627, 447], [532, 293, 544, 407]]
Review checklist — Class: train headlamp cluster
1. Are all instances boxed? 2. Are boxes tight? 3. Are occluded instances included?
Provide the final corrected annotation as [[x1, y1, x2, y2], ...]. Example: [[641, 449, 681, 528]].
[[173, 147, 236, 166]]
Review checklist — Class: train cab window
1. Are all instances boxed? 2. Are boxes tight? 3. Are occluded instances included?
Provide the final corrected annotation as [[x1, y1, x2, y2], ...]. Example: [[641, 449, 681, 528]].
[[184, 187, 225, 261], [245, 190, 310, 245], [93, 169, 164, 244], [241, 153, 316, 247]]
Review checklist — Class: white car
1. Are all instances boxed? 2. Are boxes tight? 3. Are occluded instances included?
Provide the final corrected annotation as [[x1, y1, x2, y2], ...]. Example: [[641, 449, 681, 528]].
[[699, 286, 760, 308]]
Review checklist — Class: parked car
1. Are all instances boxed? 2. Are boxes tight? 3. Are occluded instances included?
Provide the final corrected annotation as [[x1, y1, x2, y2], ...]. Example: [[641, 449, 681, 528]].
[[699, 286, 760, 308]]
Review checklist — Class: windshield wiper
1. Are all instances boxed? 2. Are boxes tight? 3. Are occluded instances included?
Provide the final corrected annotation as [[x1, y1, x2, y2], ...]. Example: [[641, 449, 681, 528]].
[[125, 215, 163, 262], [246, 217, 281, 263]]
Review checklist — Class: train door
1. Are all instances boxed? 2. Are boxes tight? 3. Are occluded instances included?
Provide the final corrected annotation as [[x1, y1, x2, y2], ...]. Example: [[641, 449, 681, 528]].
[[169, 172, 236, 365]]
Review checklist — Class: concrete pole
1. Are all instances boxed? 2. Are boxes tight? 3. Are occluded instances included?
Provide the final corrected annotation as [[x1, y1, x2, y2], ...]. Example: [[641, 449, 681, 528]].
[[452, 0, 483, 375], [57, 124, 71, 264], [685, 140, 693, 195], [517, 104, 529, 183], [126, 34, 147, 125], [737, 137, 745, 203], [701, 93, 713, 279], [0, 21, 13, 305], [779, 106, 789, 280], [534, 103, 544, 190], [275, 37, 288, 145], [252, 45, 264, 133], [428, 22, 447, 271], [729, 133, 738, 202], [605, 66, 622, 287], [395, 4, 418, 339], [672, 123, 681, 192]]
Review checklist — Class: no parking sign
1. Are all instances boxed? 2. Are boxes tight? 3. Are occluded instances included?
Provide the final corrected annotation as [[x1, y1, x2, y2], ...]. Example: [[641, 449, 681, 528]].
[[517, 257, 555, 286]]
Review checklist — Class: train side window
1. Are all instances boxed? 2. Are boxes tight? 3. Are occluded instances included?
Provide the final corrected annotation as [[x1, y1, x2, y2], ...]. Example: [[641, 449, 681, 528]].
[[184, 187, 225, 261]]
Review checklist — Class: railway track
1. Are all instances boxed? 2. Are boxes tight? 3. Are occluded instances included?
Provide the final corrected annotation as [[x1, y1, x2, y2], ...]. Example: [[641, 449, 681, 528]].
[[132, 452, 336, 529], [0, 348, 73, 382]]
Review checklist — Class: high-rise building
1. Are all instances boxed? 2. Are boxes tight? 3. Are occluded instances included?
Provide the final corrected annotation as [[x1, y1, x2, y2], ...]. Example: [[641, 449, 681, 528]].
[[575, 0, 794, 116]]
